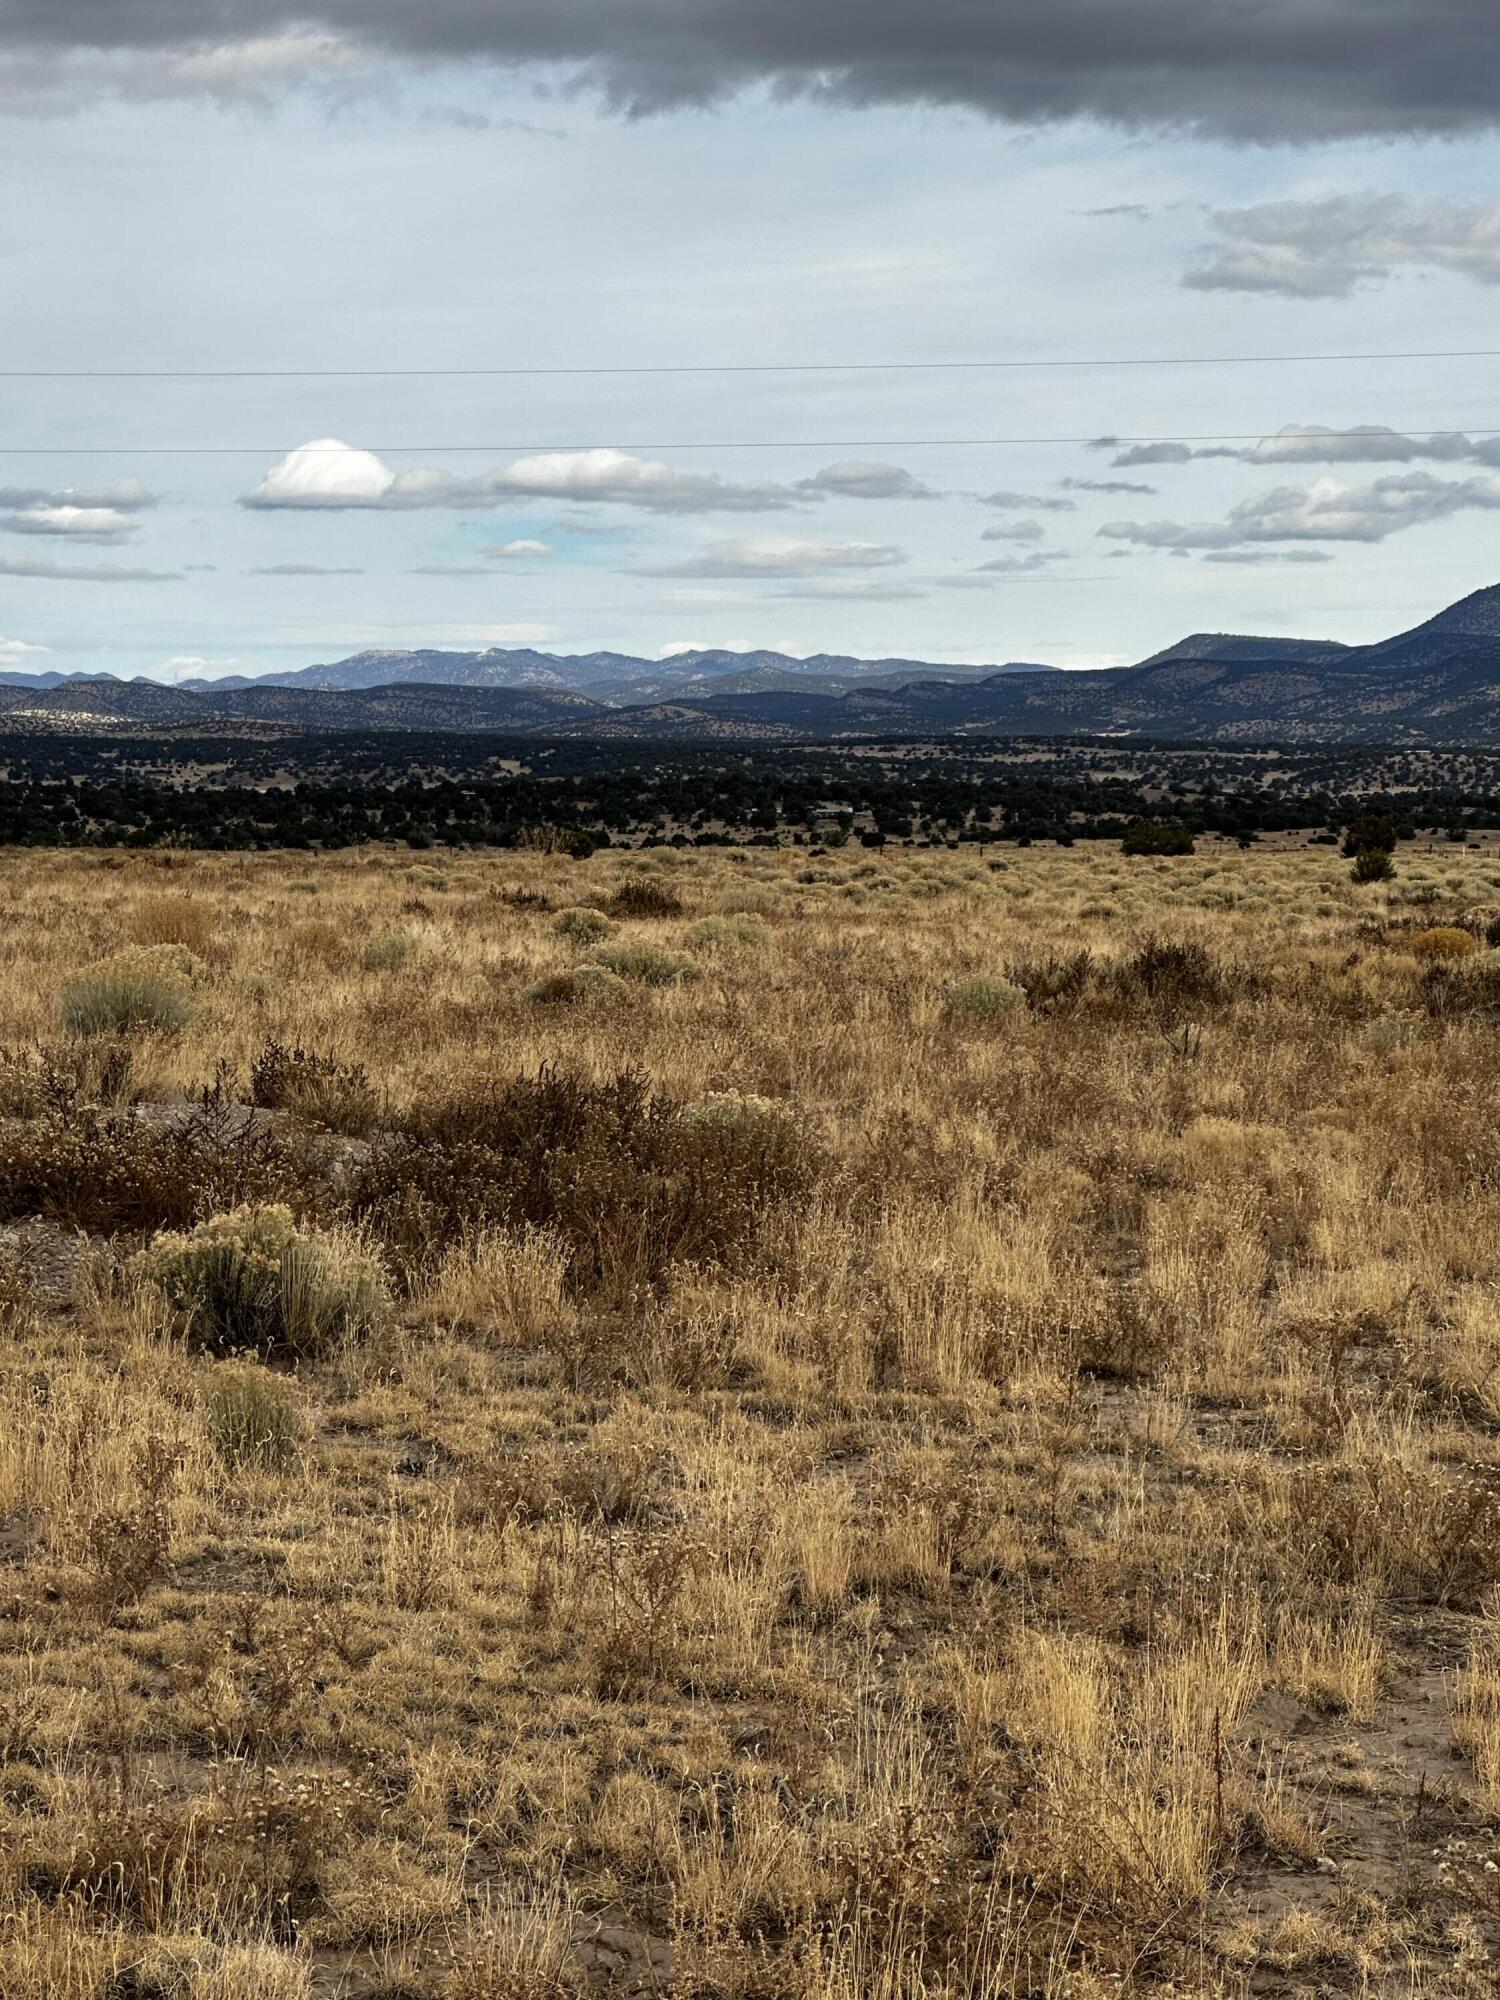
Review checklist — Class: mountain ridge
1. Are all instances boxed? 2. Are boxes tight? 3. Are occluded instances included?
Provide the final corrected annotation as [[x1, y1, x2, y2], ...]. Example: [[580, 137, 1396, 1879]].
[[8, 583, 1500, 743]]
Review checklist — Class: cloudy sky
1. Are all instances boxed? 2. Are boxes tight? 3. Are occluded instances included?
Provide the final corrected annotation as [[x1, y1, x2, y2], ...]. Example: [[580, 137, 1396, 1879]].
[[5, 3, 1500, 678]]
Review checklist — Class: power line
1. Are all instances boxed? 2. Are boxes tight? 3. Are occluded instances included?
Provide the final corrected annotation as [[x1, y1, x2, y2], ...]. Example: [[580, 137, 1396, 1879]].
[[4, 427, 1500, 456], [5, 346, 1500, 379]]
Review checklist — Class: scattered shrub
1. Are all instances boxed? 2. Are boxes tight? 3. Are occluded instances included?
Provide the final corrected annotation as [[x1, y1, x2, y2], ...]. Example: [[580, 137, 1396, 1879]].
[[1113, 933, 1236, 1010], [1457, 904, 1500, 949], [350, 1066, 819, 1299], [592, 944, 698, 988], [679, 1089, 786, 1128], [285, 919, 346, 967], [60, 946, 199, 1037], [360, 930, 414, 973], [1352, 849, 1396, 885], [249, 1039, 382, 1135], [202, 1363, 303, 1470], [525, 966, 630, 1009], [1007, 948, 1095, 1013], [0, 1039, 135, 1117], [497, 885, 554, 913], [1343, 813, 1398, 859], [1366, 1017, 1420, 1053], [0, 1085, 333, 1235], [553, 906, 615, 947], [140, 1203, 388, 1359], [607, 878, 685, 920], [1420, 957, 1500, 1019], [63, 1764, 364, 1929], [79, 1434, 183, 1610], [127, 893, 216, 955], [684, 914, 767, 955], [944, 976, 1025, 1024], [1411, 926, 1479, 962], [1121, 818, 1194, 857]]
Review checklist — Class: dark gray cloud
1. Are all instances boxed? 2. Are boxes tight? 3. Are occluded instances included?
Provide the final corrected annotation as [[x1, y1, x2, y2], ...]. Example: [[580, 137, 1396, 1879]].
[[1244, 424, 1500, 467], [981, 489, 1077, 512], [8, 5, 1500, 140], [1060, 477, 1159, 496], [0, 554, 178, 582], [0, 481, 154, 513], [1099, 470, 1500, 551], [1100, 439, 1242, 468], [976, 549, 1069, 573], [1096, 423, 1500, 471], [249, 562, 366, 575], [1186, 196, 1500, 296], [981, 519, 1046, 544], [1201, 549, 1334, 564]]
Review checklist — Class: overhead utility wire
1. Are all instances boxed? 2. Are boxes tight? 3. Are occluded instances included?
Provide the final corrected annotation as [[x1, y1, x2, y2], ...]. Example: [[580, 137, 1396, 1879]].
[[6, 428, 1500, 456], [6, 346, 1500, 379]]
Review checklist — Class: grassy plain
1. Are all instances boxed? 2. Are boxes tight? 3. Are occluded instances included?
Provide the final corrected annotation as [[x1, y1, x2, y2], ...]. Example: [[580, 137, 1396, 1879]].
[[2, 839, 1500, 1997]]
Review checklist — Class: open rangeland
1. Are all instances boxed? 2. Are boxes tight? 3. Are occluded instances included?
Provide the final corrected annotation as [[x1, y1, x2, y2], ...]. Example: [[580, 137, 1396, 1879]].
[[4, 840, 1500, 1998]]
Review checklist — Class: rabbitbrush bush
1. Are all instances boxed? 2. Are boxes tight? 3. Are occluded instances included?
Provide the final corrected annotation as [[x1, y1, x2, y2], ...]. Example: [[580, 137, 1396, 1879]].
[[141, 1203, 389, 1358]]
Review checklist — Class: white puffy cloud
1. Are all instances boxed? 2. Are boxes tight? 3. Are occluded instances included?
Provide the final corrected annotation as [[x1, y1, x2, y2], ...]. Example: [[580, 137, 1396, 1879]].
[[0, 505, 143, 544], [1185, 195, 1500, 298], [0, 636, 48, 663], [640, 537, 906, 578], [487, 539, 556, 559], [243, 439, 398, 508], [243, 441, 804, 515]]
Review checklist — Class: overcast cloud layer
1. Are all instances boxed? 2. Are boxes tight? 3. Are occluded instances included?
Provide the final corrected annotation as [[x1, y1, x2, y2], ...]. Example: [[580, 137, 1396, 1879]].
[[8, 2, 1500, 140]]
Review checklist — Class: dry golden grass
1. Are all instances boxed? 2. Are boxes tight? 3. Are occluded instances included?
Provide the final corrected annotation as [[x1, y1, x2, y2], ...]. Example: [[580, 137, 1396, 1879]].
[[1, 839, 1500, 1995]]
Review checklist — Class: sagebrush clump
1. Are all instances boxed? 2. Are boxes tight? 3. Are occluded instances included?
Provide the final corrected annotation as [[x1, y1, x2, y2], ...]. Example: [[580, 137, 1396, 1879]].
[[60, 945, 200, 1037], [592, 943, 698, 987]]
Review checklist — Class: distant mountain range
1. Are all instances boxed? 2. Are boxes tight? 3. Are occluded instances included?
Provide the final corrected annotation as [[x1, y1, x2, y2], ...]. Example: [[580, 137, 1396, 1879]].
[[9, 585, 1500, 743]]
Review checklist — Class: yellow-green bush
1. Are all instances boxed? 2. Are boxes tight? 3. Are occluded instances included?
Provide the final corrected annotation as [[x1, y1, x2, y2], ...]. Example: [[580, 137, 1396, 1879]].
[[202, 1363, 303, 1470]]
